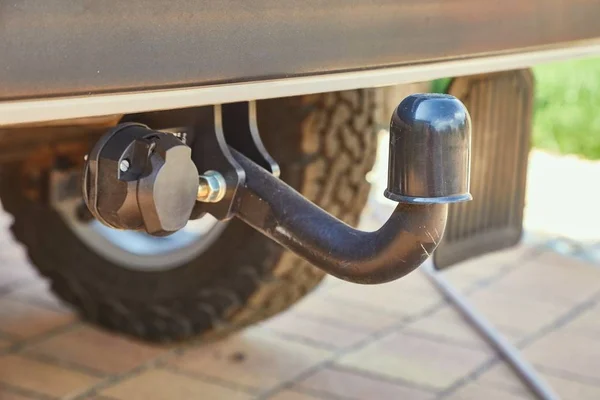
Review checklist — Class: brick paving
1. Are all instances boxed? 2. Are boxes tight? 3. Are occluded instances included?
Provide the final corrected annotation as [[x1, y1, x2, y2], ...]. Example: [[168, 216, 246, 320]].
[[0, 228, 598, 399], [0, 149, 596, 399]]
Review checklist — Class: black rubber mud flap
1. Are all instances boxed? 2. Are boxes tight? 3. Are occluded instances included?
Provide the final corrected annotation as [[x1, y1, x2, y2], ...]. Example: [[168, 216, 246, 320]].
[[434, 70, 534, 269]]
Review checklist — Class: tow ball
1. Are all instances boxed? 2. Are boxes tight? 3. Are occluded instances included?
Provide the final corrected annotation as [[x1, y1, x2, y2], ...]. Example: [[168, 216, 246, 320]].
[[82, 94, 472, 284]]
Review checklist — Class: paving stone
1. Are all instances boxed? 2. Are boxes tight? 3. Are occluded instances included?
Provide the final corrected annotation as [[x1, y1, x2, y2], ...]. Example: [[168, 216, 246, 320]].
[[524, 150, 600, 242], [0, 257, 39, 289], [0, 391, 39, 400], [336, 331, 490, 390], [445, 383, 534, 399], [402, 306, 493, 350], [0, 178, 596, 400], [476, 363, 530, 393], [0, 354, 99, 398], [466, 289, 570, 341], [324, 277, 443, 317], [524, 330, 600, 381], [296, 366, 435, 400], [24, 324, 166, 375], [391, 271, 437, 292], [0, 298, 75, 339], [5, 281, 69, 312], [443, 245, 540, 291], [543, 373, 600, 400], [558, 302, 600, 339], [288, 294, 399, 332], [168, 327, 332, 392], [268, 389, 324, 400], [317, 276, 345, 290], [264, 312, 372, 349], [89, 397, 123, 400], [475, 363, 600, 400], [489, 252, 600, 306], [101, 368, 252, 400]]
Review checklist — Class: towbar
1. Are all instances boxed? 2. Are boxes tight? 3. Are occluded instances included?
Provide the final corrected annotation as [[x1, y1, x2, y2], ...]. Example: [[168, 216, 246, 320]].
[[230, 94, 471, 283], [82, 94, 472, 284]]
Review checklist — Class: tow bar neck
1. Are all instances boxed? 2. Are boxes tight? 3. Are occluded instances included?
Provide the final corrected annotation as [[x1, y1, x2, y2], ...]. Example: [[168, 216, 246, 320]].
[[82, 94, 472, 284]]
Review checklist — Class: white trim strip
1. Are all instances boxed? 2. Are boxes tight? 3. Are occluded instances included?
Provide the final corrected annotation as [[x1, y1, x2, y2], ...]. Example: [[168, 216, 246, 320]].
[[3, 40, 600, 126]]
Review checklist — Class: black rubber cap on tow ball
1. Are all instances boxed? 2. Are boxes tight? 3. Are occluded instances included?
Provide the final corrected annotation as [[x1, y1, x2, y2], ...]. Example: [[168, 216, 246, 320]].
[[384, 94, 472, 204]]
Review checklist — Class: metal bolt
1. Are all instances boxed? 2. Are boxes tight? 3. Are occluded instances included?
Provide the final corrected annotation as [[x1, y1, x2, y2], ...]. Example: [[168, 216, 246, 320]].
[[197, 170, 227, 203], [119, 159, 130, 172]]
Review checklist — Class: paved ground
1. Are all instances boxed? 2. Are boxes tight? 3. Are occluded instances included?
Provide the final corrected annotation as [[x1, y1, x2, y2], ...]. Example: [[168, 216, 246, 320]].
[[0, 148, 597, 399]]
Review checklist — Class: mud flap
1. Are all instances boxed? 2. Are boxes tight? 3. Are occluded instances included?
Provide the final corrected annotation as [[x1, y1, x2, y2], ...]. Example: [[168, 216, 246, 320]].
[[433, 70, 534, 269]]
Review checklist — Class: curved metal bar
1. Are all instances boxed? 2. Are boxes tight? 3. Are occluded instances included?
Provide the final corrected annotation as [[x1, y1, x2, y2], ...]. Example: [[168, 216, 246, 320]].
[[231, 149, 448, 284]]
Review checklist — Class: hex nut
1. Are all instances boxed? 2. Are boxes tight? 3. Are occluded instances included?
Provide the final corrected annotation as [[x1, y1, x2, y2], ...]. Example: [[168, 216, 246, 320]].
[[197, 170, 227, 203]]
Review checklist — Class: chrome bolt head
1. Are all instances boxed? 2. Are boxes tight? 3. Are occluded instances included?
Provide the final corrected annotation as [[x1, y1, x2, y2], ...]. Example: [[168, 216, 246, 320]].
[[119, 159, 130, 172]]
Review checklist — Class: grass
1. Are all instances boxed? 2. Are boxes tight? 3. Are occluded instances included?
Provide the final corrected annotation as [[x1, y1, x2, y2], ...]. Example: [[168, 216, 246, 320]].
[[432, 57, 600, 160], [533, 58, 600, 160]]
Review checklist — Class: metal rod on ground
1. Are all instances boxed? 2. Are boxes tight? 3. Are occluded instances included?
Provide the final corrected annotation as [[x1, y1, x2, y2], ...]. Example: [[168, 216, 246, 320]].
[[421, 262, 559, 400]]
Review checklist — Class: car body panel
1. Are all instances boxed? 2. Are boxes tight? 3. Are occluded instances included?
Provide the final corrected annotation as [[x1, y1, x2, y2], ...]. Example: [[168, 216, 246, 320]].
[[1, 0, 600, 125]]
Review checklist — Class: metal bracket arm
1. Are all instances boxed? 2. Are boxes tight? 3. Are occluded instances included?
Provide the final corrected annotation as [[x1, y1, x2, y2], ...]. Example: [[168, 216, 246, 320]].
[[231, 148, 448, 284]]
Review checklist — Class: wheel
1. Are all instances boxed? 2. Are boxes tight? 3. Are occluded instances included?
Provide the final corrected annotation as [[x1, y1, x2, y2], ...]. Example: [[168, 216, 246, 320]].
[[0, 89, 380, 342]]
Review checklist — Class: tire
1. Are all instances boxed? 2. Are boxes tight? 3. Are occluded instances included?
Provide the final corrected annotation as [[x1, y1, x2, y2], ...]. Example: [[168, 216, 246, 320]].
[[0, 89, 380, 342]]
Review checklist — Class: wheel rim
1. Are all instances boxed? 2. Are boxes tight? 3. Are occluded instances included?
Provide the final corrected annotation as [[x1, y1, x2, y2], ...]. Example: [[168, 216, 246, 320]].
[[56, 200, 227, 271]]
